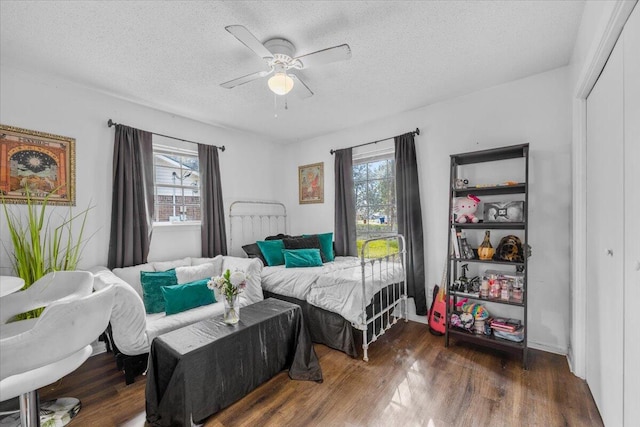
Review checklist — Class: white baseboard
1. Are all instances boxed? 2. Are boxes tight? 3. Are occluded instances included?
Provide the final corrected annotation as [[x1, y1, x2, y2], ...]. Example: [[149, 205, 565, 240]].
[[407, 313, 428, 324], [91, 340, 107, 356], [405, 296, 428, 324], [528, 340, 567, 356]]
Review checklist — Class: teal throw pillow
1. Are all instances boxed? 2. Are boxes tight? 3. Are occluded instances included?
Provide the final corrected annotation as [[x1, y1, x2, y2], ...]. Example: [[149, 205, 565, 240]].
[[283, 248, 323, 268], [304, 232, 335, 262], [140, 269, 178, 314], [161, 279, 216, 315], [256, 239, 285, 266]]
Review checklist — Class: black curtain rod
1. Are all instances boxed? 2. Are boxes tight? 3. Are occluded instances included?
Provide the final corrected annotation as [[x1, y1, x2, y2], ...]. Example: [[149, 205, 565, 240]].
[[107, 119, 225, 152], [329, 128, 420, 155]]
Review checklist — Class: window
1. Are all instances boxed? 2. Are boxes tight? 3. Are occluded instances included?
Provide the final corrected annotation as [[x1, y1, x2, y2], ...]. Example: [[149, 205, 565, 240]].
[[153, 144, 201, 223], [353, 151, 397, 249]]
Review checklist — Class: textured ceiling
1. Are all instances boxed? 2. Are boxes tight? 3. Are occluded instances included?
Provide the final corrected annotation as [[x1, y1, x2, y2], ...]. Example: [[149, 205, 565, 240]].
[[0, 1, 585, 144]]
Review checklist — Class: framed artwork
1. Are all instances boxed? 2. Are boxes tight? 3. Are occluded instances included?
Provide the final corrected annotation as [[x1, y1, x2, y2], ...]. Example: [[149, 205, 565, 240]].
[[298, 162, 324, 204], [0, 124, 76, 205]]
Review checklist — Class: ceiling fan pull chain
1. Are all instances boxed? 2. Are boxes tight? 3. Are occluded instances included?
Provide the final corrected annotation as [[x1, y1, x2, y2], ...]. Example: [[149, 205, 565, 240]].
[[284, 69, 289, 110], [274, 93, 278, 118]]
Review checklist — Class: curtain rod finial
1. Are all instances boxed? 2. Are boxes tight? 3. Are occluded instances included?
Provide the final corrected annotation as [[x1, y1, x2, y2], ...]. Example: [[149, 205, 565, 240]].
[[219, 146, 226, 152], [107, 119, 115, 128], [330, 149, 335, 155], [415, 128, 420, 136]]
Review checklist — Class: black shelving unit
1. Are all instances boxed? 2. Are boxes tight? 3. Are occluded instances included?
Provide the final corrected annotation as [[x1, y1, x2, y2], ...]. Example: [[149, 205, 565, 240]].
[[448, 290, 525, 307], [445, 143, 529, 369], [454, 222, 526, 230]]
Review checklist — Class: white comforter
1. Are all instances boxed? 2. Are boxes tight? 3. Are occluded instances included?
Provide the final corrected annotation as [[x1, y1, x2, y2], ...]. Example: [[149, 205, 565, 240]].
[[261, 256, 405, 328], [261, 257, 360, 299]]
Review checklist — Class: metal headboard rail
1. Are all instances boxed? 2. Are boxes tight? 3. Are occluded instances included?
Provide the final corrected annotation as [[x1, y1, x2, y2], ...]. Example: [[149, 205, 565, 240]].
[[229, 200, 287, 255]]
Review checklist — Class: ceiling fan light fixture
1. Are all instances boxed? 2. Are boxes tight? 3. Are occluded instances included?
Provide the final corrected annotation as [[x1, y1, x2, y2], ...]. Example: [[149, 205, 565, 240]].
[[268, 72, 294, 95]]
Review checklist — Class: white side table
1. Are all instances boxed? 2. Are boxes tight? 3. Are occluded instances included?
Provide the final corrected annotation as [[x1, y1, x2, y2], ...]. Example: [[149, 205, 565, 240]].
[[0, 276, 24, 297]]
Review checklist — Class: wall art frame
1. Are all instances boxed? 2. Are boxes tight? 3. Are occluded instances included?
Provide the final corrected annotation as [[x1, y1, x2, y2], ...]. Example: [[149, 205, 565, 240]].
[[298, 162, 324, 204], [0, 124, 76, 206]]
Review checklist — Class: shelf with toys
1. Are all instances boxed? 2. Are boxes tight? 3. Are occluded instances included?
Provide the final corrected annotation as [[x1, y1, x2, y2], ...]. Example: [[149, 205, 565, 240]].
[[448, 328, 525, 352], [453, 222, 526, 230], [448, 290, 525, 308], [449, 257, 525, 267], [445, 143, 529, 369], [453, 182, 526, 197]]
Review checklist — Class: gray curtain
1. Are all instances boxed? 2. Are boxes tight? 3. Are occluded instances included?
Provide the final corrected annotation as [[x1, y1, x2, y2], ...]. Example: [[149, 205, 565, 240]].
[[108, 124, 154, 269], [198, 143, 227, 257], [334, 148, 357, 256], [395, 133, 427, 315]]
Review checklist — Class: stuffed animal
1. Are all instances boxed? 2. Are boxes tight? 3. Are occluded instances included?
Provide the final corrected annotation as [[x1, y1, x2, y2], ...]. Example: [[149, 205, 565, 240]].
[[453, 195, 480, 223], [459, 302, 489, 320], [451, 312, 475, 330]]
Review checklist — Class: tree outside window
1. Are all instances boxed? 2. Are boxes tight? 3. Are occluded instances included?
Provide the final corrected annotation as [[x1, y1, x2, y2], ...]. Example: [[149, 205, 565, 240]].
[[353, 155, 397, 254]]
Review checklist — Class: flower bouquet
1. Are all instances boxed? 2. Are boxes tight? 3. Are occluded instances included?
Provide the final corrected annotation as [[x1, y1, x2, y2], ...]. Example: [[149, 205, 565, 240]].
[[208, 269, 247, 324]]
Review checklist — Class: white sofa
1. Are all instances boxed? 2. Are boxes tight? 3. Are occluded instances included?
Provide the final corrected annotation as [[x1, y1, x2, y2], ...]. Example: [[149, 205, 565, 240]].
[[90, 255, 263, 384]]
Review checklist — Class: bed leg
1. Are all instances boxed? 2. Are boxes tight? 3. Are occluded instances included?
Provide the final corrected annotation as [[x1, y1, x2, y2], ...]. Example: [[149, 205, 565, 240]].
[[362, 327, 369, 362], [402, 294, 409, 323]]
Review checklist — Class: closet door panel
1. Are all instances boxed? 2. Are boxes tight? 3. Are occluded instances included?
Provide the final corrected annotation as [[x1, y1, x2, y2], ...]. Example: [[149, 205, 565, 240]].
[[624, 5, 640, 426], [586, 38, 624, 427]]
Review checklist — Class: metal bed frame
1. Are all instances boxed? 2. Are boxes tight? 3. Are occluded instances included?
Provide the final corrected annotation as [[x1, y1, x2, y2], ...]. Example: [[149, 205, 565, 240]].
[[229, 200, 408, 361], [357, 235, 408, 361], [229, 200, 287, 256]]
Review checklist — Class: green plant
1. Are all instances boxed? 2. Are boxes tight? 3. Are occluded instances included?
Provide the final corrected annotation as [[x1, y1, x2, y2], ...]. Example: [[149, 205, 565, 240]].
[[1, 187, 94, 318]]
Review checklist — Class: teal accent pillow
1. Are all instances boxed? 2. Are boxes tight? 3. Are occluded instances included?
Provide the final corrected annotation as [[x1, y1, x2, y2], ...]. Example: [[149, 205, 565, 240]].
[[305, 232, 335, 262], [256, 239, 285, 266], [140, 270, 178, 314], [161, 279, 216, 315], [283, 248, 323, 268]]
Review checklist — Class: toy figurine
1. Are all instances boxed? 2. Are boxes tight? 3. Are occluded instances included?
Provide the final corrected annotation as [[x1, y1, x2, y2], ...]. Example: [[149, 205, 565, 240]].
[[453, 194, 481, 223]]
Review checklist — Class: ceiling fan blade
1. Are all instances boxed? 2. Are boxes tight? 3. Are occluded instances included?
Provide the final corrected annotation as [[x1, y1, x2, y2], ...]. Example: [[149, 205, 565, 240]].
[[294, 44, 351, 69], [220, 70, 272, 89], [289, 74, 314, 98], [225, 25, 274, 61]]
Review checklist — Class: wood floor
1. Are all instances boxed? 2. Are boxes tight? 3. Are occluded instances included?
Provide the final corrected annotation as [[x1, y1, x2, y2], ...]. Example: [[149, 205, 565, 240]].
[[38, 321, 602, 426]]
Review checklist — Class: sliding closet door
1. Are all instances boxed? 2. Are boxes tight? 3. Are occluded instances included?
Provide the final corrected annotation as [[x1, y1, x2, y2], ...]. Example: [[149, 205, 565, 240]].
[[623, 5, 640, 425], [585, 34, 624, 427]]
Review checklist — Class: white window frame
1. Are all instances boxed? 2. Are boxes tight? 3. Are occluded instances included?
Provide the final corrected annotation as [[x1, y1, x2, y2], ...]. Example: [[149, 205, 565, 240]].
[[152, 143, 201, 224]]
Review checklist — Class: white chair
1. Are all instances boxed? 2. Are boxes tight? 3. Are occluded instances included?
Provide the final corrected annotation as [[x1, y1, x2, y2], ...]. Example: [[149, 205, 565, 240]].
[[0, 271, 94, 325], [0, 272, 115, 427]]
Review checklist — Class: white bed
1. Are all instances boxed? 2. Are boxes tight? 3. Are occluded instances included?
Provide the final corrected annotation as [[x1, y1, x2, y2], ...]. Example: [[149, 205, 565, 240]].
[[229, 200, 408, 361], [261, 257, 359, 300]]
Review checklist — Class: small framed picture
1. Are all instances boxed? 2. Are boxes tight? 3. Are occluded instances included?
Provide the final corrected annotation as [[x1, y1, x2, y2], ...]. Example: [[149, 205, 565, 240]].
[[0, 124, 76, 205], [298, 162, 324, 204]]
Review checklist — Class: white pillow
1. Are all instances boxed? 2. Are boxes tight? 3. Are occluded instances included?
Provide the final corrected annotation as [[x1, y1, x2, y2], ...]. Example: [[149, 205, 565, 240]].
[[175, 262, 220, 285], [191, 255, 223, 267], [112, 263, 155, 297], [220, 257, 264, 305], [152, 257, 191, 272]]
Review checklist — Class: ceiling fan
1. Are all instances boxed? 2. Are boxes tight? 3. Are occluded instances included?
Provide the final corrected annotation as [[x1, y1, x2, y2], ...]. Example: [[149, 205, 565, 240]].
[[220, 25, 352, 98]]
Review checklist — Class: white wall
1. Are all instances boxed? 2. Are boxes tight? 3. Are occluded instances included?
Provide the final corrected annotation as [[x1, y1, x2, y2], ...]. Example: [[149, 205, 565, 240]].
[[566, 0, 638, 380], [282, 66, 572, 354], [0, 60, 574, 353], [566, 0, 638, 378], [0, 65, 284, 272], [567, 1, 614, 373], [570, 1, 622, 88]]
